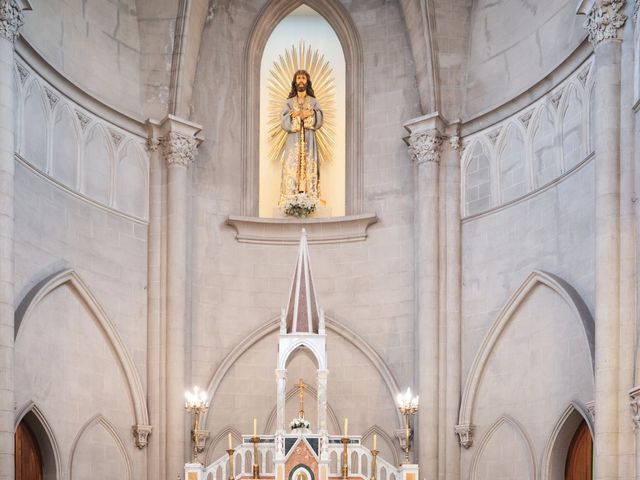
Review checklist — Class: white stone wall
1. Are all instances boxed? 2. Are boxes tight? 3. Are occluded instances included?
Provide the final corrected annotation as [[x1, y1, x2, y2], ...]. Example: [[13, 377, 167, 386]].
[[190, 0, 419, 462], [464, 0, 586, 118], [22, 0, 142, 117]]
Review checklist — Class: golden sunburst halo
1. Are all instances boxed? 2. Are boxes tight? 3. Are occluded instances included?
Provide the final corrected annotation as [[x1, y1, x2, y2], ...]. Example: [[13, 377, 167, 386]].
[[267, 40, 336, 166]]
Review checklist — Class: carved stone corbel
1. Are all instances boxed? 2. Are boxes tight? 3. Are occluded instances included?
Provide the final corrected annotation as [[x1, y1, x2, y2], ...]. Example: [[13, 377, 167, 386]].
[[132, 424, 152, 449], [455, 423, 474, 449]]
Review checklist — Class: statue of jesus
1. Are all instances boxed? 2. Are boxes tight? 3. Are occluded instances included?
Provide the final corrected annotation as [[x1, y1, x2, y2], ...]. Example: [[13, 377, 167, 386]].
[[279, 70, 324, 207]]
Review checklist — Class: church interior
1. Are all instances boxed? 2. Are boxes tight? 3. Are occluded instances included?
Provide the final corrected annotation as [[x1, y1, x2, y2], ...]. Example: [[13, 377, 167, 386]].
[[5, 0, 636, 479]]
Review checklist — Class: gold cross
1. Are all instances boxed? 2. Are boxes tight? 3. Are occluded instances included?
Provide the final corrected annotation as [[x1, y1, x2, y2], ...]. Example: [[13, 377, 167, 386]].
[[295, 378, 307, 419]]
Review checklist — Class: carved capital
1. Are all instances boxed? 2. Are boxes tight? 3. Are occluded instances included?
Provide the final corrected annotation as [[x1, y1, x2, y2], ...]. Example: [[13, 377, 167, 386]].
[[630, 388, 640, 429], [455, 423, 474, 449], [146, 137, 160, 153], [449, 135, 461, 151], [408, 130, 443, 164], [159, 131, 199, 168], [584, 0, 627, 47], [394, 427, 413, 451], [0, 0, 23, 43], [132, 424, 152, 449]]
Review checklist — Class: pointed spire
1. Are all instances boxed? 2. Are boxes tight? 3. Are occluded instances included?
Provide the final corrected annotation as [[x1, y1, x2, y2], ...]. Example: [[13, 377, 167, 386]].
[[285, 229, 320, 334]]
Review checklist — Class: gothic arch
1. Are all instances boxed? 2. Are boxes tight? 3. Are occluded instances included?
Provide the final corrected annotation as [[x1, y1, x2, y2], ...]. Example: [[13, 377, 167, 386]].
[[15, 401, 64, 480], [242, 0, 363, 216], [458, 270, 594, 431], [540, 402, 593, 480], [469, 415, 536, 480], [69, 414, 132, 480], [15, 269, 150, 428], [201, 316, 403, 428], [360, 425, 400, 466], [203, 426, 243, 467]]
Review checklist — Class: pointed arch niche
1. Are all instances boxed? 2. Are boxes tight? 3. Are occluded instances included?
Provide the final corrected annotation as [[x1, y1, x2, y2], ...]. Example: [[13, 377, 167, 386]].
[[242, 0, 364, 218], [259, 5, 345, 217]]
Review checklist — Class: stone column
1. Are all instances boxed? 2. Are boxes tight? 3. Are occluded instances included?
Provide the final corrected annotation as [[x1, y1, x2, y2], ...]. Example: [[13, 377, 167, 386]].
[[581, 1, 627, 479], [153, 115, 202, 480], [317, 368, 328, 434], [0, 2, 27, 479], [404, 113, 446, 477], [442, 130, 461, 480], [276, 369, 287, 434]]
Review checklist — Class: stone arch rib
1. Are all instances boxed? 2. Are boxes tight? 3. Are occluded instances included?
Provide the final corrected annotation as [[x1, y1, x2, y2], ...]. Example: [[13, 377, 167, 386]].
[[457, 270, 594, 439], [469, 415, 536, 480], [202, 316, 403, 428], [69, 414, 133, 480], [242, 0, 363, 216], [15, 269, 150, 428]]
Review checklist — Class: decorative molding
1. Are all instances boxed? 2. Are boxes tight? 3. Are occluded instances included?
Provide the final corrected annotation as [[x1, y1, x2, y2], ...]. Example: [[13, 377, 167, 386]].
[[630, 388, 640, 429], [518, 110, 533, 129], [455, 423, 474, 448], [43, 86, 59, 110], [584, 0, 627, 47], [74, 110, 91, 130], [585, 400, 596, 422], [132, 424, 152, 449], [15, 61, 28, 84], [0, 0, 23, 43], [225, 213, 378, 245], [487, 127, 502, 144], [550, 90, 563, 110], [159, 131, 199, 168], [408, 130, 443, 164], [110, 129, 124, 148]]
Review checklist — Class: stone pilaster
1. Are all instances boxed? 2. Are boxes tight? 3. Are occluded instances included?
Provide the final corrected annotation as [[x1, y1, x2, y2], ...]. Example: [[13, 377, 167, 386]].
[[276, 369, 287, 436], [317, 368, 328, 434], [404, 113, 446, 478], [579, 2, 627, 480], [149, 115, 202, 480], [0, 2, 28, 479]]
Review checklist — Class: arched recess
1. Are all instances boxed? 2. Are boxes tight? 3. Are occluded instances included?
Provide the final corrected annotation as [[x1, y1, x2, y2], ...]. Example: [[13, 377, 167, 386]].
[[14, 269, 150, 428], [458, 270, 594, 431], [263, 384, 341, 434], [115, 139, 149, 219], [69, 414, 132, 480], [361, 425, 400, 466], [495, 121, 528, 203], [203, 426, 243, 467], [22, 78, 49, 171], [242, 0, 363, 216], [15, 402, 64, 480], [462, 139, 495, 216], [279, 339, 326, 370], [201, 316, 402, 428], [469, 415, 536, 480], [540, 403, 593, 480]]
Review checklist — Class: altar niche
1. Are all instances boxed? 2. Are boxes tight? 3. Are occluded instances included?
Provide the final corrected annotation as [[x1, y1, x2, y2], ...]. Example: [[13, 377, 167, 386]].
[[258, 5, 346, 218]]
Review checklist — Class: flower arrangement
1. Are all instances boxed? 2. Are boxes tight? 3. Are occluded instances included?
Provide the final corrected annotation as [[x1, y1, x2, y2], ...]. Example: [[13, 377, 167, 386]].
[[280, 193, 317, 218], [290, 417, 311, 430]]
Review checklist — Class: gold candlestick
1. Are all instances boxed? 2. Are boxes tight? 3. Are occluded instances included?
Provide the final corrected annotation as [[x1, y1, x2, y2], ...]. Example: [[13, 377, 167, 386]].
[[341, 437, 349, 480], [227, 448, 235, 480], [252, 435, 260, 479], [370, 449, 378, 480]]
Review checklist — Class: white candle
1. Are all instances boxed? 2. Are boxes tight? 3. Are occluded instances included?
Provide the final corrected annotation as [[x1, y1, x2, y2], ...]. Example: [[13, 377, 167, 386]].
[[228, 432, 232, 449], [344, 418, 348, 437], [373, 434, 377, 450], [253, 418, 257, 437]]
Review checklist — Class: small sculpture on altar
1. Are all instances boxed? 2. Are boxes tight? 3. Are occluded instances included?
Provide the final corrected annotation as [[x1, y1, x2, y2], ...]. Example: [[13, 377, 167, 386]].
[[290, 378, 311, 431]]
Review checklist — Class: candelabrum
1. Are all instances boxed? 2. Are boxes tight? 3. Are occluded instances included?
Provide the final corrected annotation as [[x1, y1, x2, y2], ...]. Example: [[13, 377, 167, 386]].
[[341, 436, 349, 480], [252, 435, 260, 479], [370, 447, 378, 480], [227, 448, 235, 480], [396, 388, 419, 464], [185, 386, 210, 464]]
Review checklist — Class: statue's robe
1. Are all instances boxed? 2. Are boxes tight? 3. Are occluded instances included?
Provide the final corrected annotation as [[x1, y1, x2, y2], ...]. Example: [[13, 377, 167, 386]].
[[279, 96, 323, 203]]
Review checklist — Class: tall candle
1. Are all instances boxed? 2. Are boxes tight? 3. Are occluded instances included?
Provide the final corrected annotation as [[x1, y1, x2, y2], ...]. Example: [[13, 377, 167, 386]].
[[373, 434, 377, 450], [253, 418, 257, 437], [344, 418, 348, 437], [228, 432, 232, 449]]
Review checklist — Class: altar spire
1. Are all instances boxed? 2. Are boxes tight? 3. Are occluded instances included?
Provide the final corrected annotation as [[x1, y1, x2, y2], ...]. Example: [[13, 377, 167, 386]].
[[285, 229, 320, 333]]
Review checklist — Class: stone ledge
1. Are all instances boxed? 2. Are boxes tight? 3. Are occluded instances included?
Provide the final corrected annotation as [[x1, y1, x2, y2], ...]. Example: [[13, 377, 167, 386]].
[[225, 213, 378, 245]]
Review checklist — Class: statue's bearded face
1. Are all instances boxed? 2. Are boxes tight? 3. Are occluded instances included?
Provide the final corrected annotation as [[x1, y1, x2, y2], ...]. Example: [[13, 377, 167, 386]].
[[296, 73, 308, 92]]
